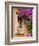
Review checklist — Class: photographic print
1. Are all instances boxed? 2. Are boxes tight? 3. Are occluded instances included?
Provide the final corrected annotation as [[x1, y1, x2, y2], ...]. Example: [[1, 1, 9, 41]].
[[12, 7, 33, 37], [5, 2, 38, 44]]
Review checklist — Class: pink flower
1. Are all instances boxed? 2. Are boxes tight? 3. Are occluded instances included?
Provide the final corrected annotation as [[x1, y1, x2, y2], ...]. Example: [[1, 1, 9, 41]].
[[24, 34, 32, 37]]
